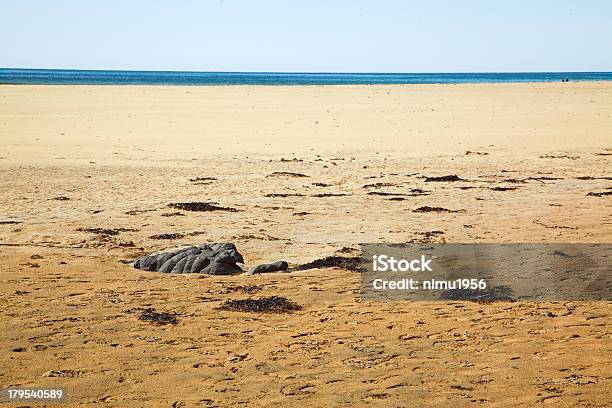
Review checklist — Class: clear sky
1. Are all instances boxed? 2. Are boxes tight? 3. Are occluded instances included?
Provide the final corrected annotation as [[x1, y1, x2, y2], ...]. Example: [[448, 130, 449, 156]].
[[1, 0, 611, 72]]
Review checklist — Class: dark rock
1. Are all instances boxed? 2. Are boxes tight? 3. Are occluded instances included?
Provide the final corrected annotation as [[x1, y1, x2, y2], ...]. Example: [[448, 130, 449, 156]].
[[246, 261, 289, 275], [133, 243, 244, 275]]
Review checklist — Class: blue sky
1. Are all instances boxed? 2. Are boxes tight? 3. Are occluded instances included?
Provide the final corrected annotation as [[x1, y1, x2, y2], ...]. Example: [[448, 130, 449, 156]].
[[1, 0, 611, 72]]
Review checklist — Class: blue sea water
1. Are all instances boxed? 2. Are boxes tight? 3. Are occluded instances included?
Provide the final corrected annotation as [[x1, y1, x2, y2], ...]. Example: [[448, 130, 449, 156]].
[[1, 68, 611, 86]]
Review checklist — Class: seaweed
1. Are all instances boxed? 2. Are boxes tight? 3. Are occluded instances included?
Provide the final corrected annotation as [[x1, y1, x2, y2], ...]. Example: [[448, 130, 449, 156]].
[[138, 308, 178, 325], [149, 233, 185, 240], [168, 202, 239, 212], [267, 172, 309, 178], [586, 191, 612, 197], [218, 296, 302, 313], [413, 206, 463, 213], [297, 256, 361, 272], [424, 175, 465, 182]]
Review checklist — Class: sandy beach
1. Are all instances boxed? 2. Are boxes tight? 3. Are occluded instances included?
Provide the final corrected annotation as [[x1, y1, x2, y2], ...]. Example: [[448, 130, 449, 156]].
[[1, 82, 611, 406]]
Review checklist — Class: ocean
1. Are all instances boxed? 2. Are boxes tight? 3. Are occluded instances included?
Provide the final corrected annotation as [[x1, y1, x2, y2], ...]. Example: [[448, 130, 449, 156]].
[[1, 68, 611, 86]]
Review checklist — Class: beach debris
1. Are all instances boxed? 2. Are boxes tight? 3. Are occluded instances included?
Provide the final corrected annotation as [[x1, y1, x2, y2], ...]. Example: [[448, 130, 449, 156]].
[[586, 191, 612, 197], [465, 151, 489, 155], [533, 220, 577, 230], [576, 176, 612, 180], [312, 182, 330, 187], [189, 176, 217, 182], [137, 308, 178, 325], [161, 211, 185, 217], [362, 182, 397, 189], [293, 211, 310, 216], [133, 243, 244, 274], [311, 193, 351, 197], [246, 261, 289, 275], [0, 220, 21, 225], [168, 202, 239, 212], [489, 186, 519, 191], [368, 188, 429, 197], [218, 296, 302, 313], [219, 285, 261, 294], [125, 209, 156, 216], [413, 206, 463, 213], [76, 227, 137, 236], [52, 196, 70, 201], [523, 176, 563, 183], [278, 157, 303, 162], [149, 233, 185, 240], [539, 154, 579, 160], [424, 175, 465, 182], [297, 256, 361, 272], [267, 171, 309, 178], [265, 193, 305, 197]]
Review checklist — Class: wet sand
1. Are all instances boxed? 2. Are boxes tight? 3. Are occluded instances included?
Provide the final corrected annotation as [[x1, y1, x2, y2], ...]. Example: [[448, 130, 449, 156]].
[[0, 82, 611, 406]]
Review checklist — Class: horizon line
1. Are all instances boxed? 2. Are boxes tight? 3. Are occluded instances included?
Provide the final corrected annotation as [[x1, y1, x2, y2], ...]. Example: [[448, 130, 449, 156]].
[[2, 67, 612, 75]]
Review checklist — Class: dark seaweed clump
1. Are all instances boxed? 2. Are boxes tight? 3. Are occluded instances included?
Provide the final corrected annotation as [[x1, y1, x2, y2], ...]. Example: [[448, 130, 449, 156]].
[[267, 172, 309, 178], [297, 256, 362, 272], [149, 233, 185, 240], [138, 308, 178, 325], [218, 296, 302, 313], [413, 206, 461, 213], [586, 191, 612, 197], [76, 227, 137, 235], [424, 175, 465, 182], [169, 202, 238, 212]]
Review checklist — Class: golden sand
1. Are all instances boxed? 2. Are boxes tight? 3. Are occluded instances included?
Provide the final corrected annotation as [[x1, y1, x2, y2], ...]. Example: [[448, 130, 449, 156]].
[[0, 82, 610, 406]]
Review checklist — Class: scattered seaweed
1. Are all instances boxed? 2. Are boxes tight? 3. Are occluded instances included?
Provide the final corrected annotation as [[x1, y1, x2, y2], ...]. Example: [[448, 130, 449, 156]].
[[540, 154, 579, 160], [76, 227, 137, 236], [149, 233, 185, 240], [311, 193, 350, 197], [219, 285, 262, 294], [489, 186, 519, 191], [267, 172, 309, 178], [297, 256, 361, 272], [586, 191, 612, 197], [169, 202, 239, 212], [413, 206, 463, 213], [189, 177, 217, 182], [576, 176, 612, 180], [293, 211, 310, 216], [424, 175, 465, 182], [161, 211, 185, 217], [362, 182, 397, 189], [137, 308, 178, 325], [218, 296, 302, 313], [312, 182, 330, 187], [465, 151, 489, 156], [52, 196, 70, 201], [265, 193, 305, 198], [0, 220, 21, 225], [533, 220, 577, 230]]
